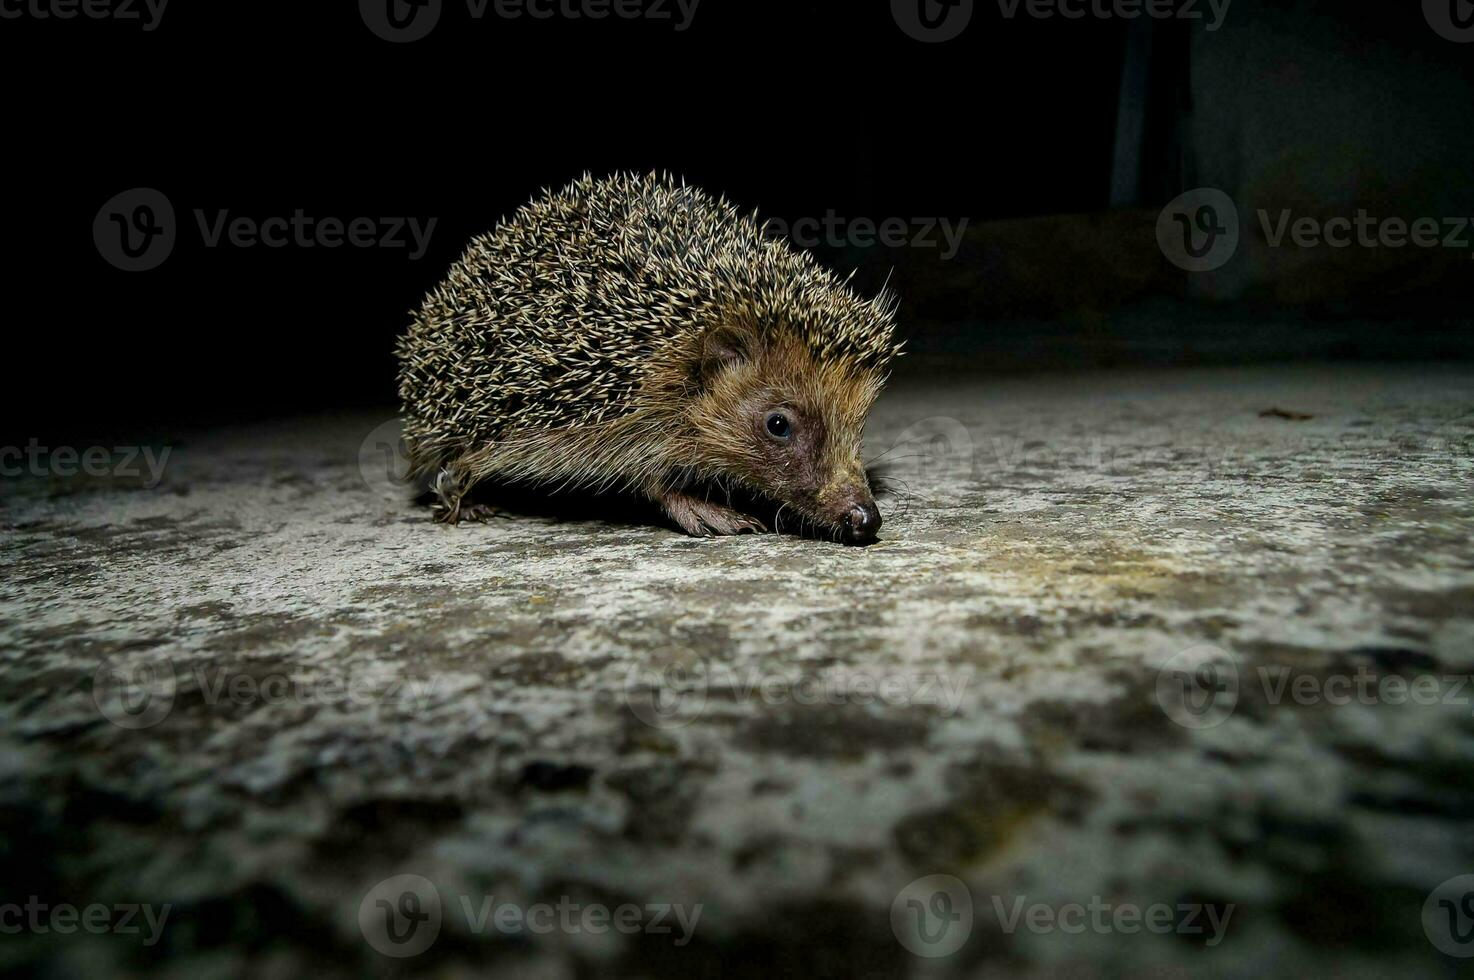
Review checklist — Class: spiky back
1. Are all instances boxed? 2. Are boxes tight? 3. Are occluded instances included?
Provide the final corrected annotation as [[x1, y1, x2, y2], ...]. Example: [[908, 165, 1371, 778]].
[[396, 172, 899, 466]]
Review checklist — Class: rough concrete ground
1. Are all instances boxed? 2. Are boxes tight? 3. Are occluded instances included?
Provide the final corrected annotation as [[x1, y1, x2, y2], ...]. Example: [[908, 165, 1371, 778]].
[[1, 364, 1472, 978]]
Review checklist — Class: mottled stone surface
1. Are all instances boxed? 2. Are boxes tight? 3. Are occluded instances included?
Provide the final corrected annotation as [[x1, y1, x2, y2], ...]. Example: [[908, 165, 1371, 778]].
[[2, 365, 1472, 978]]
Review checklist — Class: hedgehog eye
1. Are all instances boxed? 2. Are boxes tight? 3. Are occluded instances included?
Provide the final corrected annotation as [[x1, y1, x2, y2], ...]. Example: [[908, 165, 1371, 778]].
[[764, 411, 793, 441]]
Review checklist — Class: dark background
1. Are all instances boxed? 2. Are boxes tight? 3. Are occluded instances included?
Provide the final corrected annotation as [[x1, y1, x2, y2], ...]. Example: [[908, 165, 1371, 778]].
[[2, 0, 1470, 448]]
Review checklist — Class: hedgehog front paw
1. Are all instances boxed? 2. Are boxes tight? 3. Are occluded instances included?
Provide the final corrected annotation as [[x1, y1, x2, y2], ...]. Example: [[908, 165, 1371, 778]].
[[659, 491, 768, 537]]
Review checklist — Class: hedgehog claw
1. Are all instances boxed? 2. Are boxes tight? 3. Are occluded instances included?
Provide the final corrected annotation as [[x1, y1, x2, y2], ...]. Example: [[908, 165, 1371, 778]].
[[432, 500, 499, 525], [458, 504, 501, 523], [660, 492, 767, 537]]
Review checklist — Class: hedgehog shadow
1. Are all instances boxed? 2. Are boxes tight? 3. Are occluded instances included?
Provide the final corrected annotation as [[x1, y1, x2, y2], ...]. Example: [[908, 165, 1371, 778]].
[[413, 466, 901, 545]]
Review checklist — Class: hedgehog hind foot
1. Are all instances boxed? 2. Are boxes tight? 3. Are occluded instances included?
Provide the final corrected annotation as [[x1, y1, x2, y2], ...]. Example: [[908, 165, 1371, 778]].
[[427, 466, 501, 525], [431, 496, 502, 525], [659, 490, 767, 537], [438, 502, 502, 525]]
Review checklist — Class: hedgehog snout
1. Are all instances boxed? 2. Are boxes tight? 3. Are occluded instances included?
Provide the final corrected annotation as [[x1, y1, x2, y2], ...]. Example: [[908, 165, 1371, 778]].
[[840, 499, 882, 546]]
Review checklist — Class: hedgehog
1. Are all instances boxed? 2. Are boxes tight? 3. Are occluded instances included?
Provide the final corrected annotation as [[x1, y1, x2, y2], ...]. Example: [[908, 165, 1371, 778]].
[[395, 172, 901, 544]]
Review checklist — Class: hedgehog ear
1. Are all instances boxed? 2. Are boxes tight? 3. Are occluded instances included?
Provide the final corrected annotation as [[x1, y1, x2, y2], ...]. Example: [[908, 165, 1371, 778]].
[[697, 325, 755, 385]]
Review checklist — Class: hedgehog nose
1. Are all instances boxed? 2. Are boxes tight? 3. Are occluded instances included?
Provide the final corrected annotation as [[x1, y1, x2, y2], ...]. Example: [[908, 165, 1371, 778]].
[[842, 502, 882, 545]]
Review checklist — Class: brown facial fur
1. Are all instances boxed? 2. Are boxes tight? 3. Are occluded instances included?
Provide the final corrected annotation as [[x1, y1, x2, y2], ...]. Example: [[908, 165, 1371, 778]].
[[680, 328, 884, 538]]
